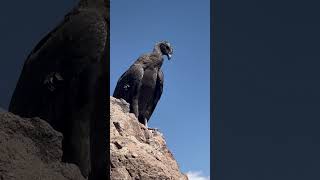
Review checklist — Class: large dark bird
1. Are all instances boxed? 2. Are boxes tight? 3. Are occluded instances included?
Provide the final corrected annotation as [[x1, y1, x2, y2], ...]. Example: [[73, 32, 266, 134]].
[[113, 41, 173, 127], [9, 0, 109, 179]]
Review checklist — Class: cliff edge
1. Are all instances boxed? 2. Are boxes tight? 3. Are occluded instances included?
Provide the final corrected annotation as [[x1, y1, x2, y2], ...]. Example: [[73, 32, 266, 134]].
[[110, 97, 188, 180], [0, 97, 187, 180]]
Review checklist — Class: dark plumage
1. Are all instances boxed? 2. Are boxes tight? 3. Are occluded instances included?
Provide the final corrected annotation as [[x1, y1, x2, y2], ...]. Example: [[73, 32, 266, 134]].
[[113, 41, 173, 127], [9, 0, 109, 179]]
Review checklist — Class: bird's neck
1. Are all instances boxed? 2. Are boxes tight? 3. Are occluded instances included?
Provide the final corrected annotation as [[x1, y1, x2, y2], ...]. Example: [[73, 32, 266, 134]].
[[154, 58, 164, 68], [153, 45, 162, 55], [136, 53, 164, 70]]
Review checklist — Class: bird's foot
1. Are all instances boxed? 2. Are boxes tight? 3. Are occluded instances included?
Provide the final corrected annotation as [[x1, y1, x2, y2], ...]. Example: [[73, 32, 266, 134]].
[[44, 72, 64, 92], [147, 127, 159, 132], [142, 119, 158, 131]]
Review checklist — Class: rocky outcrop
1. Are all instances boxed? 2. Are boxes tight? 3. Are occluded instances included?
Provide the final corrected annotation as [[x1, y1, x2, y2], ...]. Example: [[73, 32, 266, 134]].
[[0, 97, 187, 180], [110, 97, 188, 180], [0, 112, 85, 180]]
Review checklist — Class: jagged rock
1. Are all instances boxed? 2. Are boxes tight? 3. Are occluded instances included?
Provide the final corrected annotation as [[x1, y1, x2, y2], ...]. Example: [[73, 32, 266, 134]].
[[110, 97, 188, 180], [0, 112, 85, 180], [0, 97, 187, 180]]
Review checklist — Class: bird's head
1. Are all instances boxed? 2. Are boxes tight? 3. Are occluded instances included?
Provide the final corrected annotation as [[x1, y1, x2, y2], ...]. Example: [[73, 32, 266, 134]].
[[157, 41, 174, 60]]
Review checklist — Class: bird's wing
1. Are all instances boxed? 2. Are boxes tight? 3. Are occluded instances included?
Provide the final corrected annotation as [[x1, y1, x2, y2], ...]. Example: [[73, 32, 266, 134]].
[[113, 64, 144, 108], [9, 10, 107, 122], [8, 18, 67, 118], [146, 69, 164, 121]]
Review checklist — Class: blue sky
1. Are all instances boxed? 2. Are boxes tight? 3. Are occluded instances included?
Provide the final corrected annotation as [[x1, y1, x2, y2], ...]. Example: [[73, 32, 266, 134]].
[[110, 0, 210, 177]]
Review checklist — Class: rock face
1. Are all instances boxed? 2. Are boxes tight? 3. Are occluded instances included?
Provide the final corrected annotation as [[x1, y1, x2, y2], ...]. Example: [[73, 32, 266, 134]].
[[0, 112, 85, 180], [0, 97, 187, 180], [110, 97, 188, 180]]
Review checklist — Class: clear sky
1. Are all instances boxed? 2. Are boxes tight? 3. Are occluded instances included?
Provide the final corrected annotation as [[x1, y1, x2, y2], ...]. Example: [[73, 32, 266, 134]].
[[110, 0, 210, 178]]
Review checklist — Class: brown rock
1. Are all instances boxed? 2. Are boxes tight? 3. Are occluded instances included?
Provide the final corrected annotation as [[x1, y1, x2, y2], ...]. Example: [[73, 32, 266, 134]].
[[0, 112, 85, 180], [110, 97, 188, 180]]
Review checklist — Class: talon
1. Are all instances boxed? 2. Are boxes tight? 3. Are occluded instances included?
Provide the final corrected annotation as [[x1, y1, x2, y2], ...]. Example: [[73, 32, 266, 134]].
[[147, 127, 159, 132]]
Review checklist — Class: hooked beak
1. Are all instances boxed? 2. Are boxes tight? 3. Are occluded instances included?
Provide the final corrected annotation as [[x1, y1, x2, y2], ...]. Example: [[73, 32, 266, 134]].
[[167, 54, 172, 60]]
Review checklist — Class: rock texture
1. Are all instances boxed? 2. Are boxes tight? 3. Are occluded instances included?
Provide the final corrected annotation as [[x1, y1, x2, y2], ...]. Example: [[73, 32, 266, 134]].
[[0, 112, 85, 180], [0, 97, 186, 180], [110, 97, 188, 180]]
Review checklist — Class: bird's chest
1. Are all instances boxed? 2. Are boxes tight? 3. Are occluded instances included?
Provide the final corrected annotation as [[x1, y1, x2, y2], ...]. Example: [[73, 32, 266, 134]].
[[141, 68, 158, 89]]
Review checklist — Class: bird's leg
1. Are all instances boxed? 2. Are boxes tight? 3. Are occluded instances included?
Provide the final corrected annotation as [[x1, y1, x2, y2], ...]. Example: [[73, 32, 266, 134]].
[[144, 118, 148, 128], [131, 97, 139, 118]]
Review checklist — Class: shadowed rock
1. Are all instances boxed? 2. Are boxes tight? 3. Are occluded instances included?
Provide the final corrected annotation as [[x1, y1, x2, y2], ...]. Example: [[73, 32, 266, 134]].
[[0, 112, 85, 180]]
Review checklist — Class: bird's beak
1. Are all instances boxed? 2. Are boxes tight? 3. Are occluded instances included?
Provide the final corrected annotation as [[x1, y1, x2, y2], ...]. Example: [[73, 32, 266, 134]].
[[167, 54, 172, 60]]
